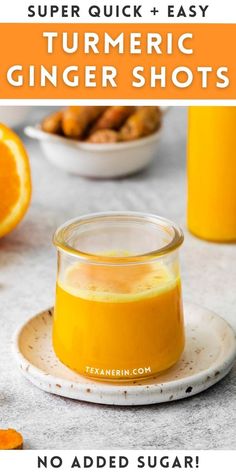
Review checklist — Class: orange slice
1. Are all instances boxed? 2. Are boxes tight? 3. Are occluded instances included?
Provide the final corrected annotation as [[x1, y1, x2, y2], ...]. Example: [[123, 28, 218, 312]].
[[0, 123, 31, 238]]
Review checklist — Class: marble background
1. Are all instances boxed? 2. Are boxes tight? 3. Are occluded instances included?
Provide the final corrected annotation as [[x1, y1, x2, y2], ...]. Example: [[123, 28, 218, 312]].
[[0, 107, 236, 449]]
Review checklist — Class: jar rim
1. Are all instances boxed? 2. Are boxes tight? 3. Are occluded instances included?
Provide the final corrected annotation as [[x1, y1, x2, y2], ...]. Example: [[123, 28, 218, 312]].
[[53, 211, 184, 264]]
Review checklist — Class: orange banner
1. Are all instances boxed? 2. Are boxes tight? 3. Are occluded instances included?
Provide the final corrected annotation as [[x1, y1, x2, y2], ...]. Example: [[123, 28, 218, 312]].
[[0, 23, 236, 99]]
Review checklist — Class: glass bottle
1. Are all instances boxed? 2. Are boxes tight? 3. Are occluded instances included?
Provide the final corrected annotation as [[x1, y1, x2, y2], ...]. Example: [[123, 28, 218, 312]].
[[187, 106, 236, 241]]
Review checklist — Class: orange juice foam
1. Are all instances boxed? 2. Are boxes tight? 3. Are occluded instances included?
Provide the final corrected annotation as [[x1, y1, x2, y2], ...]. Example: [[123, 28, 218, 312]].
[[53, 259, 184, 381]]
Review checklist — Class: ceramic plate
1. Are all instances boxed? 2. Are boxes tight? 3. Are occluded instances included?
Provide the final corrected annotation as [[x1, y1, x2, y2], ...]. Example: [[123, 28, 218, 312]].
[[13, 303, 236, 406]]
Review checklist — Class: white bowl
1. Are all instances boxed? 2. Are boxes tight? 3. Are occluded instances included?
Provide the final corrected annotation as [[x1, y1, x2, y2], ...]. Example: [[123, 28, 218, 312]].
[[0, 107, 32, 128], [24, 124, 163, 178]]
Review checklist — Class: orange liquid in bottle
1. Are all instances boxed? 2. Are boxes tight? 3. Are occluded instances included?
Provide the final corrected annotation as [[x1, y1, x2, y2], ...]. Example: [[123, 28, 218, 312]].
[[53, 260, 184, 381], [188, 106, 236, 241]]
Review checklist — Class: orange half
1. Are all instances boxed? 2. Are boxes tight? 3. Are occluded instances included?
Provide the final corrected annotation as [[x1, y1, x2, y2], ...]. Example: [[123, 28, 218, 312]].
[[0, 123, 31, 238]]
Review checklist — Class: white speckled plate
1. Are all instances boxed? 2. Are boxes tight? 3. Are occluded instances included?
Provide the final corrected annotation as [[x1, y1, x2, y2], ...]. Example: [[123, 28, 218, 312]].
[[13, 303, 236, 406]]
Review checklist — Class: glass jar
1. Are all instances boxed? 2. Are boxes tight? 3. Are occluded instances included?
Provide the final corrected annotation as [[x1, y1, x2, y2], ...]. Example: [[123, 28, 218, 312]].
[[53, 212, 185, 382]]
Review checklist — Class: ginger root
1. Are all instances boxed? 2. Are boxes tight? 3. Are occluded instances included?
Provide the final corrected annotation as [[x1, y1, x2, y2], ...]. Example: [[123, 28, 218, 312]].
[[0, 429, 24, 450]]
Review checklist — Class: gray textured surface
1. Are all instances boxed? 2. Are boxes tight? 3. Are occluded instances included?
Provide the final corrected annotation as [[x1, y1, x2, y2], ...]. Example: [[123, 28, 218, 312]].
[[0, 106, 236, 450]]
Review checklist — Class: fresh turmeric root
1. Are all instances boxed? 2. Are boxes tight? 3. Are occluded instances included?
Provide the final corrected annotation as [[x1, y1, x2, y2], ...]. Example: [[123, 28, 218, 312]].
[[90, 106, 135, 133], [41, 111, 63, 135], [0, 429, 24, 450], [40, 106, 162, 143], [87, 129, 119, 143], [62, 106, 106, 139], [120, 107, 162, 141]]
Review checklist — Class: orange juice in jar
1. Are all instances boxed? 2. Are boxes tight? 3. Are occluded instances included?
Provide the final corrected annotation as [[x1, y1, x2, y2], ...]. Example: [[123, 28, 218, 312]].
[[53, 212, 185, 382]]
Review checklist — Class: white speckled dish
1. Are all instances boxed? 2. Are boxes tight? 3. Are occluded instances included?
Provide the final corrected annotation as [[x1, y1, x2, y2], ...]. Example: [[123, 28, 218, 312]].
[[13, 303, 236, 406]]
